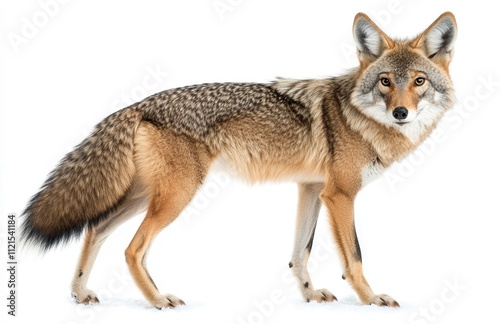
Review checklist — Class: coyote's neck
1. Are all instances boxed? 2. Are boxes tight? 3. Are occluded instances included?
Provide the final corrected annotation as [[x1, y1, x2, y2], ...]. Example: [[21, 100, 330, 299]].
[[271, 78, 335, 171], [336, 72, 443, 166], [272, 75, 442, 168]]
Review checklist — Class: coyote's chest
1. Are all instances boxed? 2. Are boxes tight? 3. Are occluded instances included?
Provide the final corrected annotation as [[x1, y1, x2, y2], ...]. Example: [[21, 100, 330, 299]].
[[361, 158, 385, 188]]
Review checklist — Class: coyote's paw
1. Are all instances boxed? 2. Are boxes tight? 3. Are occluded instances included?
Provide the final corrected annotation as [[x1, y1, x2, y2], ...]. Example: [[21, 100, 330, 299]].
[[153, 294, 186, 309], [368, 294, 400, 307], [71, 288, 100, 305], [305, 288, 337, 303]]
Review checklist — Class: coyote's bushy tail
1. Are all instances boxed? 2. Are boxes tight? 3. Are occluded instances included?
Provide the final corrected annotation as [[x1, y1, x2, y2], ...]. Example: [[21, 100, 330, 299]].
[[21, 107, 143, 251]]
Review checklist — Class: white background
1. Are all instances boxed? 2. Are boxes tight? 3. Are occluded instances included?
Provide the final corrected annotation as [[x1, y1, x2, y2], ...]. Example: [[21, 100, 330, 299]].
[[1, 1, 499, 323]]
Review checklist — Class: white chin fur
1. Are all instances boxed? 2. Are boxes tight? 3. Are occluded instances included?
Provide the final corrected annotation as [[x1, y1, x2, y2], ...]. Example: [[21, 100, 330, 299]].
[[358, 99, 443, 144]]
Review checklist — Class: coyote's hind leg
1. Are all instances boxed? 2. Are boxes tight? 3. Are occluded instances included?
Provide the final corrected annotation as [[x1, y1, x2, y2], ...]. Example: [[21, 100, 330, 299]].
[[71, 184, 147, 304], [125, 123, 213, 309]]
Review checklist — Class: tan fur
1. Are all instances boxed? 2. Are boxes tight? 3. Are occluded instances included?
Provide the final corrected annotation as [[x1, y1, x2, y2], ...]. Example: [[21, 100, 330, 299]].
[[123, 123, 214, 308], [378, 70, 430, 112], [214, 80, 332, 183], [71, 180, 148, 304], [22, 12, 457, 309]]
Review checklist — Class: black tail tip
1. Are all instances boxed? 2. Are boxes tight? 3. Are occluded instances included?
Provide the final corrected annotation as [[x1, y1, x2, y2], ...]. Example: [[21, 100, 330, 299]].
[[19, 215, 86, 252]]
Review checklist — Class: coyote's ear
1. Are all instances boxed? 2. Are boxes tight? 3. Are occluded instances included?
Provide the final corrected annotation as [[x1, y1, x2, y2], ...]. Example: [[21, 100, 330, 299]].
[[353, 13, 394, 65], [412, 12, 457, 66]]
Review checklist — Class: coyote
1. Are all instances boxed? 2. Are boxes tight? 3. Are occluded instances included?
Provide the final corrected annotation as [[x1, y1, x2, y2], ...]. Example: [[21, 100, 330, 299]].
[[21, 12, 457, 308]]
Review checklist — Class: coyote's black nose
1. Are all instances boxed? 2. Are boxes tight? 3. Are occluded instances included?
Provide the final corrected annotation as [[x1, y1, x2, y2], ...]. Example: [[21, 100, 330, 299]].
[[392, 107, 408, 120]]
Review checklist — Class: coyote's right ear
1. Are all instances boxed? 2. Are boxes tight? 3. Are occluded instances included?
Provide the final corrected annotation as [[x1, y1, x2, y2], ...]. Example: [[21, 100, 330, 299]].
[[352, 13, 394, 65]]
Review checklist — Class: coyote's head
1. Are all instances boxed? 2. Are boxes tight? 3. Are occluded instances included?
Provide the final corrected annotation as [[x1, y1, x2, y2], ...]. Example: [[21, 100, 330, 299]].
[[351, 12, 457, 143]]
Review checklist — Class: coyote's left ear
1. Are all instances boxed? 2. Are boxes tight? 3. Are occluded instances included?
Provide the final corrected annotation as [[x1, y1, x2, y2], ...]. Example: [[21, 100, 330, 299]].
[[353, 13, 394, 65], [412, 12, 457, 66]]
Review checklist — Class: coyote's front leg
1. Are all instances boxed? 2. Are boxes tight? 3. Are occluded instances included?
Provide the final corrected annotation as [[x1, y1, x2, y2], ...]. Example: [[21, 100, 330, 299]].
[[321, 181, 399, 307], [289, 183, 336, 303]]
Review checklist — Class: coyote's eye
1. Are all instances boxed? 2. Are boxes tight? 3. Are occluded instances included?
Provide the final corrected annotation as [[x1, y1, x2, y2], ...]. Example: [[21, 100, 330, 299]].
[[414, 77, 426, 86], [380, 78, 391, 87]]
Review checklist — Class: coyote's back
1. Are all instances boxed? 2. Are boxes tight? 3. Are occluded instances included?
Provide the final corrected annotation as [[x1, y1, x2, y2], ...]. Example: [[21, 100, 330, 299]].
[[21, 82, 326, 248]]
